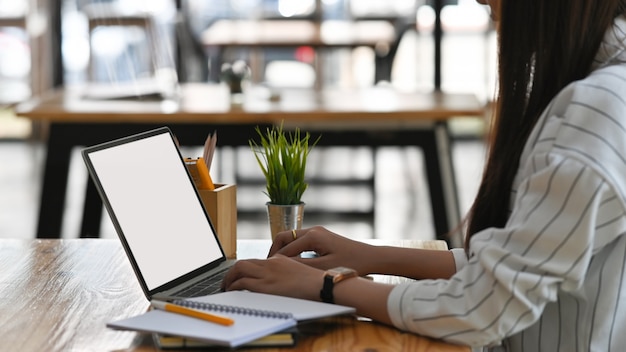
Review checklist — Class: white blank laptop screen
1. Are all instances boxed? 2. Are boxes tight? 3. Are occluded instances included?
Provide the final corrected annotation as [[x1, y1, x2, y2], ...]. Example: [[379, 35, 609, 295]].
[[88, 132, 222, 290]]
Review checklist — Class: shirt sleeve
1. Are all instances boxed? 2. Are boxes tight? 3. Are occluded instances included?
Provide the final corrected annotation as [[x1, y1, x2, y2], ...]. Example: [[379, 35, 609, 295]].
[[387, 152, 620, 347], [450, 248, 469, 272]]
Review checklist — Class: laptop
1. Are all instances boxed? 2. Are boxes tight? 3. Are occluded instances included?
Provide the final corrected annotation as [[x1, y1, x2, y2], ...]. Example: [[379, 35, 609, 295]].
[[81, 127, 235, 301]]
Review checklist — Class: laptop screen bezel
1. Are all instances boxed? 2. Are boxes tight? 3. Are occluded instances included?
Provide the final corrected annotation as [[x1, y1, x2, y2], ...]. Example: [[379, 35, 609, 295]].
[[81, 127, 227, 299]]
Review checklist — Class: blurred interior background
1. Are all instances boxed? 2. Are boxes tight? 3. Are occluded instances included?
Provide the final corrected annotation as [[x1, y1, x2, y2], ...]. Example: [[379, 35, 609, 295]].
[[0, 0, 494, 241]]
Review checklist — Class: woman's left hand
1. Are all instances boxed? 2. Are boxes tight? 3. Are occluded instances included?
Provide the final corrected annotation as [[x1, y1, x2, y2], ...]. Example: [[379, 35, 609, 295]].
[[221, 255, 325, 301]]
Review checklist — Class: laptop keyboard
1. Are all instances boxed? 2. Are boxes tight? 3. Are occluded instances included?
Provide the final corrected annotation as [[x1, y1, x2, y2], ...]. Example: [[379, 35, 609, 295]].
[[172, 268, 228, 297]]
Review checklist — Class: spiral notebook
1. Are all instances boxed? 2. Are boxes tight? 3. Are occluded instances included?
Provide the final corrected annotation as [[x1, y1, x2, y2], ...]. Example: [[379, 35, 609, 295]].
[[107, 291, 355, 348]]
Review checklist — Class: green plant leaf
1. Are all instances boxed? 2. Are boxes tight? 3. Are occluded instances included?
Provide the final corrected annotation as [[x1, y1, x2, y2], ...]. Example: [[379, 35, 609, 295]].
[[248, 123, 319, 204]]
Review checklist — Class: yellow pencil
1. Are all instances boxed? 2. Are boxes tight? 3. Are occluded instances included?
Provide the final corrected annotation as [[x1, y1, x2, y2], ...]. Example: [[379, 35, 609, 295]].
[[151, 300, 234, 326], [184, 158, 216, 190]]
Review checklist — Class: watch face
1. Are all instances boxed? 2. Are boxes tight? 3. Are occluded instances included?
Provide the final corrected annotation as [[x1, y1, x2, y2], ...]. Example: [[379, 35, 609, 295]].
[[328, 267, 355, 275], [321, 267, 357, 303], [327, 267, 357, 283]]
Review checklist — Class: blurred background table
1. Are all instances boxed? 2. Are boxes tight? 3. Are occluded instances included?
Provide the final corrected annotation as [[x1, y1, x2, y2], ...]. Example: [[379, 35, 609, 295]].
[[14, 83, 483, 246], [201, 19, 398, 87]]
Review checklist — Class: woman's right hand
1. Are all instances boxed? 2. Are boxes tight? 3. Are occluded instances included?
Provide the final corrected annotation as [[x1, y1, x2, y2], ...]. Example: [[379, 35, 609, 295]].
[[267, 226, 375, 275]]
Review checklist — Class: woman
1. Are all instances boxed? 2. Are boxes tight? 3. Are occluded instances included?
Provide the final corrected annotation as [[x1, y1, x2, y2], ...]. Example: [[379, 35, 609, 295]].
[[223, 0, 626, 350]]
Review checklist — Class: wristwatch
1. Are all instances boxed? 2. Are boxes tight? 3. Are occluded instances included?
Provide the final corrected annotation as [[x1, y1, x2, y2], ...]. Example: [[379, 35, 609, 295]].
[[320, 266, 358, 304]]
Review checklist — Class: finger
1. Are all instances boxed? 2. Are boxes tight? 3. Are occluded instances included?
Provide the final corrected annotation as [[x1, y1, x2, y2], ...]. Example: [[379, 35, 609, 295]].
[[227, 275, 283, 294], [267, 229, 298, 257], [221, 259, 263, 289], [225, 256, 289, 292], [268, 227, 313, 257], [225, 276, 259, 292], [273, 233, 319, 258]]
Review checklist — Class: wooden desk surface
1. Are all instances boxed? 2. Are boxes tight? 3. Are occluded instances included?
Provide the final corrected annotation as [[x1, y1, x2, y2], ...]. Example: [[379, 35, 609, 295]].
[[0, 239, 469, 352], [201, 19, 397, 48], [14, 83, 484, 124]]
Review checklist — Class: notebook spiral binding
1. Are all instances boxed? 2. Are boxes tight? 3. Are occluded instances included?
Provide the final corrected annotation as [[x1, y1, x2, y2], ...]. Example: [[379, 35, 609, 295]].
[[172, 299, 295, 320]]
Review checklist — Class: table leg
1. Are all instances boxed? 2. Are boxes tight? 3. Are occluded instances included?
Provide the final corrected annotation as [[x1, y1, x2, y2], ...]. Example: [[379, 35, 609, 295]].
[[80, 177, 103, 238], [34, 122, 461, 242], [36, 124, 72, 238], [424, 123, 462, 247], [206, 46, 223, 82]]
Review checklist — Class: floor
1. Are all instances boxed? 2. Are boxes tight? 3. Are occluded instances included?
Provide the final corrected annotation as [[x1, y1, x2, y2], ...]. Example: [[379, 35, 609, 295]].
[[0, 138, 485, 243]]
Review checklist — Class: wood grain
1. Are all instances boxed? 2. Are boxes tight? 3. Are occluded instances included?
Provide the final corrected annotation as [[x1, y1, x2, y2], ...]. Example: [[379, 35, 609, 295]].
[[0, 239, 469, 352], [0, 239, 147, 351]]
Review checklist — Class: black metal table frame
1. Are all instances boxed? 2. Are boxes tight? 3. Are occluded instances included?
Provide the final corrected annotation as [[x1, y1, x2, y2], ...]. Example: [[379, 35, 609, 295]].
[[36, 122, 462, 246]]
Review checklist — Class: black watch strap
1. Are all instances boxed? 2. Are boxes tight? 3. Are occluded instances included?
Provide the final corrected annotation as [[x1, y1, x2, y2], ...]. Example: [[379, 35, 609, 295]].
[[320, 275, 335, 304]]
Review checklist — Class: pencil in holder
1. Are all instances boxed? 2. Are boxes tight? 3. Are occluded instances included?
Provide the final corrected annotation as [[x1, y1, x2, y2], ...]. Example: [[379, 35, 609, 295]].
[[197, 184, 237, 258]]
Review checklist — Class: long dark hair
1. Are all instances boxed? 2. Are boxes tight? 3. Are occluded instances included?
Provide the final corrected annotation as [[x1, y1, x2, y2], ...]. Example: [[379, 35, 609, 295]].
[[465, 1, 626, 248]]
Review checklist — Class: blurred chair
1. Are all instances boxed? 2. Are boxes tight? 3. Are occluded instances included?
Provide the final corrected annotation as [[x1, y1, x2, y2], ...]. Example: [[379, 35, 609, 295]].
[[82, 2, 157, 81], [346, 0, 420, 84], [0, 16, 29, 104]]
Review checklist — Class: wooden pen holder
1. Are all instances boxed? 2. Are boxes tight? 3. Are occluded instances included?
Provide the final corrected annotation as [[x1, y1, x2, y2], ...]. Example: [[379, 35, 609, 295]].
[[197, 184, 237, 259]]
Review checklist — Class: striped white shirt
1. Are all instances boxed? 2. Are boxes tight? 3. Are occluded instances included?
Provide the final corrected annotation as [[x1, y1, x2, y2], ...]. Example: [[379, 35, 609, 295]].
[[387, 16, 626, 351]]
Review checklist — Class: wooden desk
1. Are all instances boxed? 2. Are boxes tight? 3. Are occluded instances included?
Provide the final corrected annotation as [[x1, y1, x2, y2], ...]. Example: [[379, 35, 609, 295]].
[[201, 19, 399, 85], [202, 20, 396, 48], [0, 15, 26, 28], [14, 83, 483, 245], [0, 238, 469, 352]]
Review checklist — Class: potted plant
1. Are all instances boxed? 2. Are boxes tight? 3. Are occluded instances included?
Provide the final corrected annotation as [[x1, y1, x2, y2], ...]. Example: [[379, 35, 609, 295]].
[[220, 60, 251, 104], [249, 123, 320, 239]]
